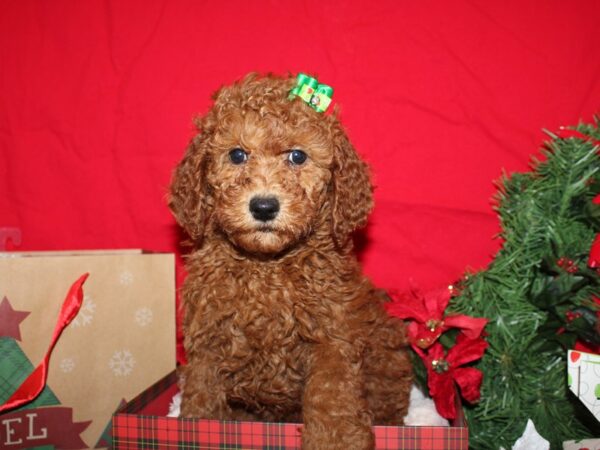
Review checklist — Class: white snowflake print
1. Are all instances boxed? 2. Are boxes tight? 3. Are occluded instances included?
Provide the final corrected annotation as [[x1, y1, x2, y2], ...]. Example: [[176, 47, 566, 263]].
[[60, 358, 75, 373], [119, 271, 134, 286], [109, 350, 135, 376], [72, 295, 96, 327], [134, 307, 153, 327]]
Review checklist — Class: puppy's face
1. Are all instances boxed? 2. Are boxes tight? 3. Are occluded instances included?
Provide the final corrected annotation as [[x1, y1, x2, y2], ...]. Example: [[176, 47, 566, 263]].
[[170, 74, 373, 255], [207, 107, 334, 254]]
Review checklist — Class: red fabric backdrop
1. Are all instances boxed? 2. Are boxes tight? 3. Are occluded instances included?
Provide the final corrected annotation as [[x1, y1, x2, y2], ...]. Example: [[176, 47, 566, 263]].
[[2, 1, 599, 295]]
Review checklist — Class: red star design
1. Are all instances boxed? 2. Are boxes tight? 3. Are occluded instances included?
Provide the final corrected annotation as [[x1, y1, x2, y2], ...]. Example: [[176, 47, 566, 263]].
[[0, 296, 30, 341]]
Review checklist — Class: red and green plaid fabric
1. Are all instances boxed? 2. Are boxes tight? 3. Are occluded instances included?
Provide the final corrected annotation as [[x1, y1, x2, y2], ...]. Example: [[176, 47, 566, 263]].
[[0, 337, 60, 410], [113, 416, 467, 450], [113, 372, 468, 450]]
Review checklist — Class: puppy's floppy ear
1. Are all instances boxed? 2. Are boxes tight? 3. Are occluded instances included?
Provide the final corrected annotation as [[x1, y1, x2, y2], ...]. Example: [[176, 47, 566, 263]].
[[169, 130, 212, 243], [330, 122, 374, 248]]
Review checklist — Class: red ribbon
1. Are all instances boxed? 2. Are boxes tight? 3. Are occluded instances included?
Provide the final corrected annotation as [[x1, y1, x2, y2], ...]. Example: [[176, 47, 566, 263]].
[[0, 274, 89, 413]]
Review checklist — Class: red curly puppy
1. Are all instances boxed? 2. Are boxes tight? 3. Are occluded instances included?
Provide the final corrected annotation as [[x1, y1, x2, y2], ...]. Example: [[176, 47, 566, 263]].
[[170, 73, 412, 449]]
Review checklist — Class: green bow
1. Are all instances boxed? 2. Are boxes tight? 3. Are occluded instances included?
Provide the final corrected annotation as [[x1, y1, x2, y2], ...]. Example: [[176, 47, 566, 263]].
[[289, 73, 334, 113]]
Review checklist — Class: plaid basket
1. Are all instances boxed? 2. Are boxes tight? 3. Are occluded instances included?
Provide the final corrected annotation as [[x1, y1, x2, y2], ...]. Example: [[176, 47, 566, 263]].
[[113, 372, 468, 450]]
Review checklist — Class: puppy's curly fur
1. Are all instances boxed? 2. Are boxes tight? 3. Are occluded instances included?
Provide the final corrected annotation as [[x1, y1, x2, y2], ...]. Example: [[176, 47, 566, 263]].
[[170, 73, 412, 449]]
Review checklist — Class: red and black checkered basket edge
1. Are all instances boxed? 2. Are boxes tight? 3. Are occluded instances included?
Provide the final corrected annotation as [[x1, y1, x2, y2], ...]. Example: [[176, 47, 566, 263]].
[[113, 371, 468, 450]]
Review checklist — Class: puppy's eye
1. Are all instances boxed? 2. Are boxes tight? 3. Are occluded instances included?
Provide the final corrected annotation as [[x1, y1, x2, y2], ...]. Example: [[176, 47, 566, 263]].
[[288, 149, 308, 165], [229, 148, 248, 165]]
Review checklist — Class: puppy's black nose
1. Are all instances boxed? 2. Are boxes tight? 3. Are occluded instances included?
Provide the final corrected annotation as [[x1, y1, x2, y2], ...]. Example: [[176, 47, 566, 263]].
[[249, 196, 280, 222]]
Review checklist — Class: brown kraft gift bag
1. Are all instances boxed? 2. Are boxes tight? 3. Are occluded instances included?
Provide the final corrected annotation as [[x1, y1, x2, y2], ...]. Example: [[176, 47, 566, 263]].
[[0, 250, 176, 449]]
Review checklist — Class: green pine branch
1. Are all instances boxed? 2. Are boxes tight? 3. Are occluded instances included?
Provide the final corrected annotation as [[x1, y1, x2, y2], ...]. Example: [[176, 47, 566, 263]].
[[448, 121, 600, 449]]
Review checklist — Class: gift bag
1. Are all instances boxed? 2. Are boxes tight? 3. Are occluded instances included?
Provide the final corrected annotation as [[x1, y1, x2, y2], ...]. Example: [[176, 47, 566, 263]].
[[0, 250, 176, 449]]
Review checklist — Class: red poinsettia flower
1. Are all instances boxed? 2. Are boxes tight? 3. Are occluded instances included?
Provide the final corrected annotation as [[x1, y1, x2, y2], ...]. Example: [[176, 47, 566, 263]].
[[588, 194, 600, 268], [588, 234, 600, 268], [386, 288, 487, 349], [414, 334, 488, 419]]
